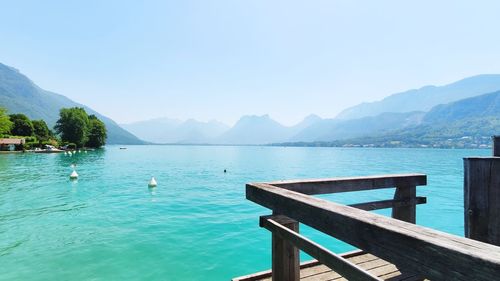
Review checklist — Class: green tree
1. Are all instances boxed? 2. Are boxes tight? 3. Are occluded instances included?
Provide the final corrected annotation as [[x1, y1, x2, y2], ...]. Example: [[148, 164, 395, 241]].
[[86, 115, 107, 148], [32, 120, 53, 142], [0, 107, 13, 136], [54, 107, 90, 148], [9, 113, 34, 136]]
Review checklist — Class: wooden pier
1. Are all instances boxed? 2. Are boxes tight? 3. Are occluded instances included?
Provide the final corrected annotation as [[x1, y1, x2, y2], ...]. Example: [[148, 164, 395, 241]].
[[233, 137, 500, 281]]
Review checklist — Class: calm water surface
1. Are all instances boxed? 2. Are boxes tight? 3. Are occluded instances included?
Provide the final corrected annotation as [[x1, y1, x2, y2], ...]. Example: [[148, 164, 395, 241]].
[[0, 146, 489, 280]]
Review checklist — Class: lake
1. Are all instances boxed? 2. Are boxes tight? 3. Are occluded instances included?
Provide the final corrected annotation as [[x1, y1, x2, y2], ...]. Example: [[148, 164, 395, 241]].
[[0, 145, 489, 280]]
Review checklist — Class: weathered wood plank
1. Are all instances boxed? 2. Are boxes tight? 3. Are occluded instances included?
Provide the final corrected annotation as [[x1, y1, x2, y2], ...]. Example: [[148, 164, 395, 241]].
[[232, 251, 364, 281], [263, 174, 426, 195], [246, 182, 500, 281], [261, 215, 382, 281], [493, 135, 500, 157], [464, 157, 500, 245], [233, 251, 420, 281], [349, 197, 426, 212], [299, 264, 331, 279], [271, 215, 299, 281], [294, 253, 385, 281], [329, 261, 403, 281], [392, 184, 417, 223], [366, 264, 399, 278], [232, 260, 319, 281]]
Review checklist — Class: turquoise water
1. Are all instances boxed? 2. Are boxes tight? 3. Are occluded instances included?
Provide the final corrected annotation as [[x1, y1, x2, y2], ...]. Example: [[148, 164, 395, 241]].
[[0, 146, 489, 280]]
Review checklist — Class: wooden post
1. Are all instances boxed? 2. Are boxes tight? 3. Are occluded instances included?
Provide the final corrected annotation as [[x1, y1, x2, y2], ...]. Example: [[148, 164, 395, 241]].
[[493, 135, 500, 157], [464, 137, 500, 245], [269, 215, 300, 281], [391, 185, 416, 223]]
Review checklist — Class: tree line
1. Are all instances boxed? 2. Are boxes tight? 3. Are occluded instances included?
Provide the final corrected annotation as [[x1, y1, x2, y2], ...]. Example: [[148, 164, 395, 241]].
[[0, 107, 107, 148]]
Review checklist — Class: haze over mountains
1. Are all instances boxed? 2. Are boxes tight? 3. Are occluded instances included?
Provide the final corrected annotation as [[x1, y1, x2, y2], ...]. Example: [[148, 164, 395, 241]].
[[121, 118, 229, 144], [215, 114, 323, 145], [124, 74, 500, 145], [336, 74, 500, 120], [122, 114, 323, 145], [1, 61, 500, 146]]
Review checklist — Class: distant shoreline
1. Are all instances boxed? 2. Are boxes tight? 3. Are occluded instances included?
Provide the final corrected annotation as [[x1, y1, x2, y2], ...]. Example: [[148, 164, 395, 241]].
[[106, 143, 491, 149]]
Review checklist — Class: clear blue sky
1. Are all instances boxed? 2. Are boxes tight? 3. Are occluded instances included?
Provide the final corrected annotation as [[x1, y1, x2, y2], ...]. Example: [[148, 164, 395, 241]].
[[1, 0, 500, 125]]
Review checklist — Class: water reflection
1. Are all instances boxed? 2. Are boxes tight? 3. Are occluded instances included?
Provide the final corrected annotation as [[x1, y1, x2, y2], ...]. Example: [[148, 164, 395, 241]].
[[148, 186, 157, 202]]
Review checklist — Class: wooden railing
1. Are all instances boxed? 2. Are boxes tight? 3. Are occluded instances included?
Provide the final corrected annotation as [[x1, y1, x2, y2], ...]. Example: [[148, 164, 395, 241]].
[[266, 174, 426, 223], [244, 173, 500, 281]]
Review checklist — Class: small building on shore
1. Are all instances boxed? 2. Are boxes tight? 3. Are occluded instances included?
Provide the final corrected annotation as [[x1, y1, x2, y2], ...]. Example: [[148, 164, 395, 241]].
[[0, 138, 26, 151]]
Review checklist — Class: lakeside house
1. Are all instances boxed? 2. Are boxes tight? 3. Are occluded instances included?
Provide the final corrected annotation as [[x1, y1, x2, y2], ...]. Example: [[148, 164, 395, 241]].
[[0, 138, 25, 151]]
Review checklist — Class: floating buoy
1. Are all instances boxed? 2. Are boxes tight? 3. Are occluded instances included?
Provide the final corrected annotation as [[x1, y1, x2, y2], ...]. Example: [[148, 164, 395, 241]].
[[148, 177, 157, 188], [84, 150, 87, 154], [64, 151, 67, 155], [70, 170, 78, 180], [224, 169, 227, 173]]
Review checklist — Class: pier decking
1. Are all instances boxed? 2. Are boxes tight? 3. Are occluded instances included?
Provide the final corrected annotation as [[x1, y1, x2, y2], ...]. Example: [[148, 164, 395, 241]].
[[233, 144, 500, 281], [234, 250, 426, 281]]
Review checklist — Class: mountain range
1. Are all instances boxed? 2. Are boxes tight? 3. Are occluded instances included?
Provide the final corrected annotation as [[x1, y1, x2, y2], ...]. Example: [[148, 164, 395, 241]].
[[123, 74, 500, 145], [278, 90, 500, 148], [0, 63, 143, 144], [123, 114, 323, 145], [2, 61, 500, 146], [336, 74, 500, 119], [214, 114, 322, 145], [121, 118, 229, 144]]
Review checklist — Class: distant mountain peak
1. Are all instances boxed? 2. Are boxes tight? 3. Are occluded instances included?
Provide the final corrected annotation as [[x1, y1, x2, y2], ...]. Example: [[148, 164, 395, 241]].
[[122, 117, 229, 144], [239, 114, 271, 120], [216, 114, 289, 145], [235, 114, 278, 126], [302, 114, 322, 122]]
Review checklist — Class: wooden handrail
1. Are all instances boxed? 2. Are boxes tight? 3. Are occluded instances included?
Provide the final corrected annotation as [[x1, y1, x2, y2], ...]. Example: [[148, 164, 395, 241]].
[[260, 215, 382, 281], [263, 173, 426, 195], [247, 182, 500, 280]]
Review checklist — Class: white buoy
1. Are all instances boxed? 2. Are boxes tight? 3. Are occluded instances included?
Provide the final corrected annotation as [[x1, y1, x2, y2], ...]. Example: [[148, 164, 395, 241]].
[[148, 177, 157, 188], [84, 150, 87, 154], [70, 170, 78, 180], [64, 151, 67, 155]]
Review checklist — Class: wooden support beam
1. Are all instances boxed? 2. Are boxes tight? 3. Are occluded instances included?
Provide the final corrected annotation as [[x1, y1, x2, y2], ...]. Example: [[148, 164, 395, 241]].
[[264, 174, 426, 195], [464, 157, 500, 245], [494, 135, 500, 157], [260, 215, 382, 281], [246, 182, 500, 281], [392, 184, 417, 223], [270, 215, 299, 281], [349, 196, 426, 211]]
